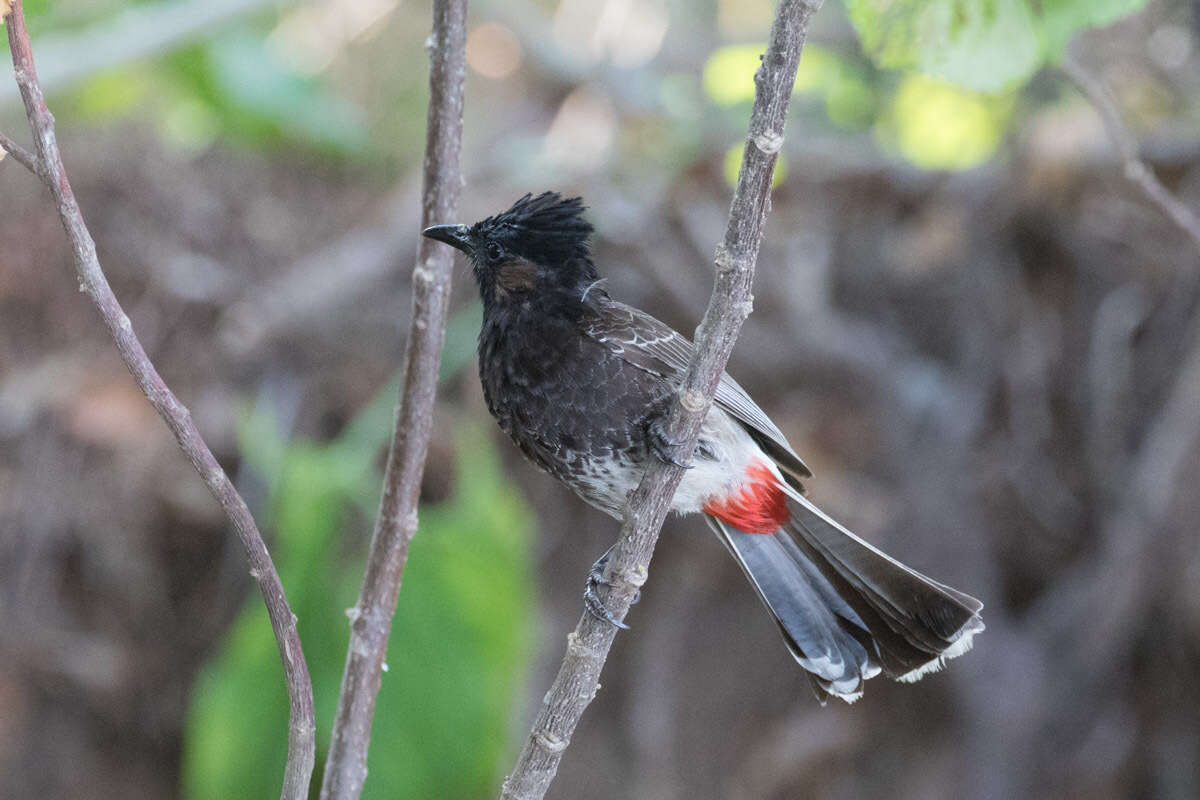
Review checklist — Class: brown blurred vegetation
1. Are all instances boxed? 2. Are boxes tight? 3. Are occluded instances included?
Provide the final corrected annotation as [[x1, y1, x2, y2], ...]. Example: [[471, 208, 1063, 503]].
[[3, 0, 1200, 798]]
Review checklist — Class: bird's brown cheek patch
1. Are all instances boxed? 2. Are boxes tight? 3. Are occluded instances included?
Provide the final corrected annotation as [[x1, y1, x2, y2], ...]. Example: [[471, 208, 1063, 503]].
[[495, 257, 538, 298]]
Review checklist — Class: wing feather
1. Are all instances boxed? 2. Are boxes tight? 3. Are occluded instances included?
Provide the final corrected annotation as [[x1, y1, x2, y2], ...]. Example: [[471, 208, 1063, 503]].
[[582, 300, 812, 485]]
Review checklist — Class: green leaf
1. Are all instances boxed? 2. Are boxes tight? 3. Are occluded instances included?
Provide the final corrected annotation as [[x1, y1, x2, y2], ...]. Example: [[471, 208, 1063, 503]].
[[845, 0, 1150, 90], [928, 0, 1041, 92], [846, 0, 1041, 92], [361, 429, 533, 798], [183, 412, 534, 800]]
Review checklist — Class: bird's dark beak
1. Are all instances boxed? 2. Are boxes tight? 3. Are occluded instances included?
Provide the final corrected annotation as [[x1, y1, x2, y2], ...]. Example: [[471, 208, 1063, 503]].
[[422, 224, 474, 255]]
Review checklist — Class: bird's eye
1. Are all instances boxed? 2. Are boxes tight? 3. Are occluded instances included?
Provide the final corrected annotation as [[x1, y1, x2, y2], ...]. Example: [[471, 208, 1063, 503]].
[[486, 242, 504, 261]]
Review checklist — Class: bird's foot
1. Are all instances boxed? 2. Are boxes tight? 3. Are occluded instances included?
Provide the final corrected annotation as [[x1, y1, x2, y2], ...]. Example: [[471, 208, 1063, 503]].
[[583, 547, 639, 630], [648, 418, 693, 469]]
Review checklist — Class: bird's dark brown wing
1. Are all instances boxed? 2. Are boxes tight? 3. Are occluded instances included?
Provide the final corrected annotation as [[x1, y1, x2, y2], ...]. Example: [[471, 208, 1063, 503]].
[[582, 300, 812, 487]]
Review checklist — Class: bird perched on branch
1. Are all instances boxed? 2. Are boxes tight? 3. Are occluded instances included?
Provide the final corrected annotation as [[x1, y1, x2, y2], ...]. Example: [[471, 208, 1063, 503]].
[[423, 192, 983, 703]]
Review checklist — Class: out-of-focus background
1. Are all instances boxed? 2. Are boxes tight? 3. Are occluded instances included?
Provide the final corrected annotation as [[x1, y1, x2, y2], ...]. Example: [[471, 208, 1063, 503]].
[[3, 0, 1200, 798]]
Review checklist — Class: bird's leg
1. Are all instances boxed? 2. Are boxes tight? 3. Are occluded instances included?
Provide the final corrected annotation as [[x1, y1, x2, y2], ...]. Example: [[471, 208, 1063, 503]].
[[648, 415, 693, 469], [583, 546, 640, 630]]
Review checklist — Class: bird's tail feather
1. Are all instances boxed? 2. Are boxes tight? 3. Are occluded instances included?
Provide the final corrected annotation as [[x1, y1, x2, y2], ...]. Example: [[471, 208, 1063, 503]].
[[707, 493, 983, 703]]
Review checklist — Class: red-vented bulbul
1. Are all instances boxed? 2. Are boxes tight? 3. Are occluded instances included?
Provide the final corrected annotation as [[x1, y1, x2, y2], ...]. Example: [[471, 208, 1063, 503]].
[[423, 192, 983, 703]]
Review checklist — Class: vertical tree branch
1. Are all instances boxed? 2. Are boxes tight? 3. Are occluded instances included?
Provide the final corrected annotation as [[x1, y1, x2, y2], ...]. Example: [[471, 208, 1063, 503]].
[[497, 1, 824, 798], [319, 1, 467, 798], [1, 3, 315, 798]]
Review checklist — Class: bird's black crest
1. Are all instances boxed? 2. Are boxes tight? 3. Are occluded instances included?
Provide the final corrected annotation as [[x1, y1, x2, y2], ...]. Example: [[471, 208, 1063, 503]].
[[474, 192, 594, 267]]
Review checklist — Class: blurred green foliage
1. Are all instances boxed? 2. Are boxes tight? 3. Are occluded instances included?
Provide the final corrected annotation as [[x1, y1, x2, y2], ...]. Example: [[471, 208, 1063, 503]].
[[723, 142, 787, 188], [797, 49, 877, 131], [845, 0, 1150, 92], [878, 75, 1013, 170], [18, 0, 1157, 176], [701, 39, 1009, 170], [702, 43, 762, 106], [701, 0, 1149, 172], [704, 42, 878, 131], [67, 36, 371, 158], [23, 0, 383, 161], [161, 35, 370, 156], [182, 330, 533, 799]]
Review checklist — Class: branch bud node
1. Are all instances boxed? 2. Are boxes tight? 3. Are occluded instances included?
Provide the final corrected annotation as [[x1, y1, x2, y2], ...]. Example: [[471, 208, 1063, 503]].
[[679, 388, 706, 413], [534, 730, 568, 753], [413, 264, 435, 287], [753, 130, 784, 154], [714, 245, 735, 274]]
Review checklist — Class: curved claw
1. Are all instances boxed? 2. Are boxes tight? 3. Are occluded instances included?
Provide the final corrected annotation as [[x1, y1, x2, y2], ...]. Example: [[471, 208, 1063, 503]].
[[583, 547, 632, 629], [584, 581, 630, 630], [649, 423, 693, 470]]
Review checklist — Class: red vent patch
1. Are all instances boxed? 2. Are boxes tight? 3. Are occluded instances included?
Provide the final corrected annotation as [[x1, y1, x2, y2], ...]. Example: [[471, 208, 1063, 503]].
[[702, 461, 790, 534]]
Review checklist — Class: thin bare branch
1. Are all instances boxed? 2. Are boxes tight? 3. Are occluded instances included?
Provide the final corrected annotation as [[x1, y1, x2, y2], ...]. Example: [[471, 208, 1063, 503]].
[[497, 1, 825, 798], [319, 1, 468, 798], [1062, 56, 1200, 255], [0, 128, 40, 175], [3, 3, 315, 797]]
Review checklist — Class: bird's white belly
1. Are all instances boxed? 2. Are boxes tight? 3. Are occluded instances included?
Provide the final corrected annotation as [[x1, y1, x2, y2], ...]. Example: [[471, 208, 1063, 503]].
[[671, 406, 772, 515]]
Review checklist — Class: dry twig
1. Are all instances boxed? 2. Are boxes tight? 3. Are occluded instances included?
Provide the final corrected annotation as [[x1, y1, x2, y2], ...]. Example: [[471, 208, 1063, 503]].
[[497, 1, 825, 797], [1, 2, 315, 798], [0, 128, 39, 174], [1062, 56, 1200, 254], [318, 1, 467, 798]]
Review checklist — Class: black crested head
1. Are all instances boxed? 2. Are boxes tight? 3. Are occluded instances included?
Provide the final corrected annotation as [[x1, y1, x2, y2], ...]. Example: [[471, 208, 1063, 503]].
[[423, 192, 601, 309], [477, 192, 594, 266]]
